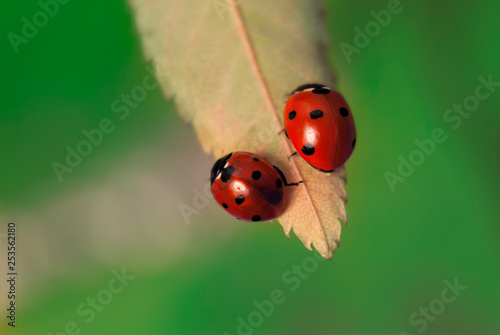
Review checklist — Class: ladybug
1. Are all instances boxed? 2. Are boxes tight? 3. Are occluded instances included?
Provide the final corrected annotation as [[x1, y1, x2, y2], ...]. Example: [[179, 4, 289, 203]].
[[283, 83, 356, 172], [210, 152, 301, 222]]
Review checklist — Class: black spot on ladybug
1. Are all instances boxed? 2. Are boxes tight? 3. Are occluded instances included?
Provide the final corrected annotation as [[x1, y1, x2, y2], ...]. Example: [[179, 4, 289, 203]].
[[252, 215, 261, 222], [310, 109, 324, 119], [352, 139, 356, 148], [222, 202, 228, 209], [312, 87, 330, 94], [235, 195, 245, 205], [302, 144, 315, 156], [253, 157, 259, 161], [339, 107, 349, 117], [266, 190, 283, 206], [276, 179, 283, 188], [220, 165, 235, 183], [252, 171, 261, 180], [288, 111, 296, 120]]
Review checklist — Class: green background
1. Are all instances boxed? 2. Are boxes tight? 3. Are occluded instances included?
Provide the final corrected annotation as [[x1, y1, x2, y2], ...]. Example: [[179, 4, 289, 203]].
[[1, 0, 499, 334]]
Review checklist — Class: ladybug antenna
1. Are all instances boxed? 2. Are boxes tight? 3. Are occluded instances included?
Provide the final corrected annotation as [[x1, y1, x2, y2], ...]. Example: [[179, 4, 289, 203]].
[[273, 166, 302, 187]]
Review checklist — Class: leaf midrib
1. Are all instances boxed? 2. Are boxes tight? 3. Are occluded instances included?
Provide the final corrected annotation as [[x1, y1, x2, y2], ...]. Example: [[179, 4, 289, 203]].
[[228, 0, 330, 251]]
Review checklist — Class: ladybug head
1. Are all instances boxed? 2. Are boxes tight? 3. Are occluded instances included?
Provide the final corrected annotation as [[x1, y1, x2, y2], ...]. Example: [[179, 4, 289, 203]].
[[210, 152, 233, 185], [290, 83, 328, 95]]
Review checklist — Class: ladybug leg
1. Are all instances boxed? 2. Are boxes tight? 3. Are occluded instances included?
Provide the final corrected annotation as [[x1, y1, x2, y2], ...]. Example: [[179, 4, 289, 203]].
[[278, 128, 289, 139], [287, 152, 298, 159], [273, 166, 303, 187]]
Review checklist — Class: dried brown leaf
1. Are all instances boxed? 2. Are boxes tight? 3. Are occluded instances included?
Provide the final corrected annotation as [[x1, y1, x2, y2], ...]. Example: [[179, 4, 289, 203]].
[[129, 0, 349, 259]]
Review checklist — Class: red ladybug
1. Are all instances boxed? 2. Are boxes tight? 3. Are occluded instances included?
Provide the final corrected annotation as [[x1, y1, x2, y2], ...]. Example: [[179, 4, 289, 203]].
[[210, 152, 301, 222], [283, 84, 356, 172]]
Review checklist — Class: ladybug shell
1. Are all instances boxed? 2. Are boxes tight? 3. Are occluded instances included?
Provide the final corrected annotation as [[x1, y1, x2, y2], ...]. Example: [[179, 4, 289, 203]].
[[210, 152, 286, 222], [284, 86, 356, 172]]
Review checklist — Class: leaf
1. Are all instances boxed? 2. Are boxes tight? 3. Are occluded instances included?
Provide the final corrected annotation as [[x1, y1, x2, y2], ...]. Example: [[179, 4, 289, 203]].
[[129, 0, 349, 259]]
